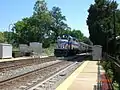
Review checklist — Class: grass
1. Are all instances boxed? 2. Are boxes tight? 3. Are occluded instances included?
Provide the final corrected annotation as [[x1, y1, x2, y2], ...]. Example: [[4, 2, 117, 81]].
[[12, 47, 19, 52], [43, 44, 56, 56]]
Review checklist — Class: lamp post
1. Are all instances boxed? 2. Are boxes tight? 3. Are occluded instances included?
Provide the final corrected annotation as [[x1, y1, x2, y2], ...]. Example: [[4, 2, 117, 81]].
[[8, 24, 13, 32], [8, 23, 14, 44]]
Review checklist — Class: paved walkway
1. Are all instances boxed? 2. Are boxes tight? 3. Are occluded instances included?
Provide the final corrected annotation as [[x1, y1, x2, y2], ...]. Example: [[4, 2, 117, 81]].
[[56, 61, 98, 90]]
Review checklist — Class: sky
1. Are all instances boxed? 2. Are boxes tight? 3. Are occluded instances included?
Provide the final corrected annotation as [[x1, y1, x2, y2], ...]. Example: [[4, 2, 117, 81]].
[[0, 0, 120, 37]]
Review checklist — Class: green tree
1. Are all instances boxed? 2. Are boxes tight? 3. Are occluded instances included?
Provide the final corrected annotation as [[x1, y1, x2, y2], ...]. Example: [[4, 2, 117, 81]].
[[61, 29, 85, 41], [87, 0, 118, 51], [33, 0, 53, 45], [4, 31, 14, 44], [50, 6, 68, 40], [10, 0, 87, 48], [33, 0, 47, 14], [69, 30, 84, 41], [0, 32, 6, 43], [83, 37, 93, 45], [12, 0, 54, 47], [13, 18, 30, 44]]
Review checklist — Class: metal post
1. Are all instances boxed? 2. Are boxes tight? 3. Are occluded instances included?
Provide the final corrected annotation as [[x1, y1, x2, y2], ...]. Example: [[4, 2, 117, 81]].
[[8, 24, 13, 44], [97, 59, 101, 90], [119, 82, 120, 90], [106, 33, 108, 59], [113, 0, 116, 57]]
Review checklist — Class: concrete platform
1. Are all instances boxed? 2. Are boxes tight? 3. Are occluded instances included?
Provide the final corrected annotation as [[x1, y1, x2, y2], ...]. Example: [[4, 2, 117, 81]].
[[56, 61, 98, 90]]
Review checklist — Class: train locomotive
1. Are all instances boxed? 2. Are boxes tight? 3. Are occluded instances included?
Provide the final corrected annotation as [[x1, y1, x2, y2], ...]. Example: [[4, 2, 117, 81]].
[[54, 35, 92, 57]]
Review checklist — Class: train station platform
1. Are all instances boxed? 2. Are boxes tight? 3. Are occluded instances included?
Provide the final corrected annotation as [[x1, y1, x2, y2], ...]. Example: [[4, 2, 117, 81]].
[[56, 60, 112, 90]]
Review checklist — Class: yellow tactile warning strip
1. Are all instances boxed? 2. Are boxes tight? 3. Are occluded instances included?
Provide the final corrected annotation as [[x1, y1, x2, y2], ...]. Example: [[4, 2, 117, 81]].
[[56, 61, 89, 90]]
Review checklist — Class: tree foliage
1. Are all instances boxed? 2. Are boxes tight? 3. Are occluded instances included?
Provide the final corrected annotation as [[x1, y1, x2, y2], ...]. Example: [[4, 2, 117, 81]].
[[87, 0, 120, 52], [61, 29, 84, 41], [33, 0, 47, 14], [0, 32, 6, 43], [4, 0, 85, 48], [50, 6, 68, 39]]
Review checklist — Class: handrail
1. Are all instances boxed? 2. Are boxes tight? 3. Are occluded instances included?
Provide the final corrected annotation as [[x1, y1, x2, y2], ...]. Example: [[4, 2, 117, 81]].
[[103, 53, 120, 89], [107, 54, 120, 65]]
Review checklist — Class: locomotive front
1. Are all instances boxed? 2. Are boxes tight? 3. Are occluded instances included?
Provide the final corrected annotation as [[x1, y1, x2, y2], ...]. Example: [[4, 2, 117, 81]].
[[54, 35, 80, 57]]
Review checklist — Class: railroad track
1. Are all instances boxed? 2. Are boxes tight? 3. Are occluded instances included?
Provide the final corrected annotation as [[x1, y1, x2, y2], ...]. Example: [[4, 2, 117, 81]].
[[28, 61, 83, 90], [0, 60, 74, 90], [0, 56, 56, 72], [0, 55, 86, 90], [0, 60, 61, 82]]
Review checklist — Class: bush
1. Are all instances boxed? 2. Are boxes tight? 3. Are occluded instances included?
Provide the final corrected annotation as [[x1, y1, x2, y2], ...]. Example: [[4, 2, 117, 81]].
[[101, 60, 119, 89], [42, 39, 51, 48], [43, 44, 56, 56], [24, 52, 31, 56], [12, 51, 21, 58]]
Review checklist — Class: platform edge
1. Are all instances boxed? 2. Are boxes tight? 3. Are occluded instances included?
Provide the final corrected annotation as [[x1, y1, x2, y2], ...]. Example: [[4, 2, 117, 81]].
[[56, 61, 89, 90]]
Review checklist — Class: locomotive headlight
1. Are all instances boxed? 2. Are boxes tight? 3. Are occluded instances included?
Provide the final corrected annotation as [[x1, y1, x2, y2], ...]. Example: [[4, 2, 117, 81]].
[[62, 45, 64, 48], [62, 44, 64, 48]]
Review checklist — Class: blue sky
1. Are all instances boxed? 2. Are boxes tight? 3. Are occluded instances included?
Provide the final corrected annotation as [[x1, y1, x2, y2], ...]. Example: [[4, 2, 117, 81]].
[[0, 0, 120, 37]]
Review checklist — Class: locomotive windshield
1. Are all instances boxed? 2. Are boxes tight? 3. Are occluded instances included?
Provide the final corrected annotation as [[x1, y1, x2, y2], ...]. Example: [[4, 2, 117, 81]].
[[61, 35, 69, 39], [58, 35, 72, 40]]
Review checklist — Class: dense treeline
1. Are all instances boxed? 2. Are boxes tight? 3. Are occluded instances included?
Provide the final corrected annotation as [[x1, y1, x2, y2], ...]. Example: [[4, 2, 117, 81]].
[[1, 0, 91, 48], [87, 0, 120, 54]]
